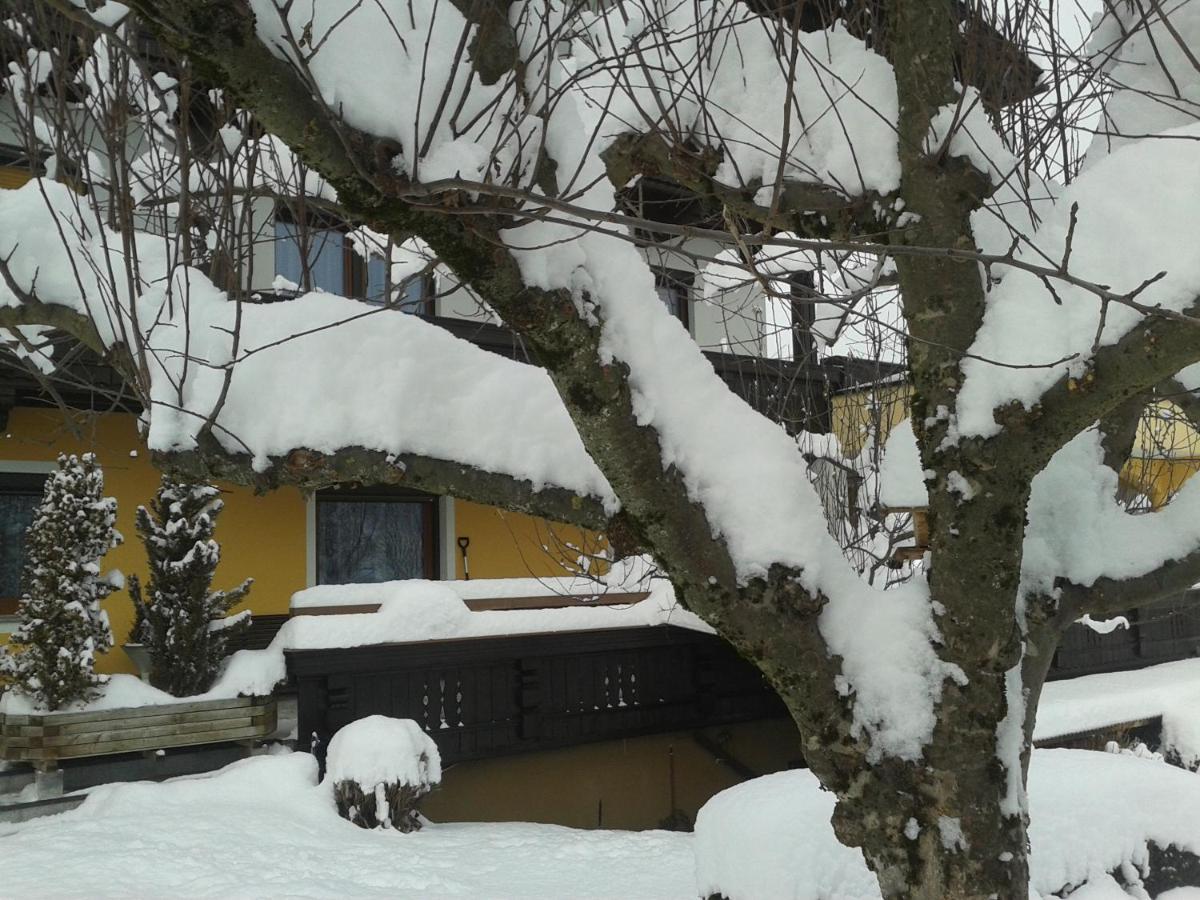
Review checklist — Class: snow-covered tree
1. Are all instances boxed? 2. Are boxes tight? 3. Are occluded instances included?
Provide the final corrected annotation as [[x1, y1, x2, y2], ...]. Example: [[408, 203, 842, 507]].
[[128, 476, 251, 697], [3, 0, 1200, 895], [0, 453, 122, 711]]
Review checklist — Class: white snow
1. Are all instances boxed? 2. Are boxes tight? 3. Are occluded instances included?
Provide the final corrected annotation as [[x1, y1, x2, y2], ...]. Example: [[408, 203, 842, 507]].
[[247, 0, 535, 186], [1034, 657, 1200, 756], [695, 748, 1200, 900], [1023, 429, 1200, 594], [325, 716, 441, 791], [956, 122, 1200, 440], [0, 180, 614, 507], [1085, 1, 1200, 163], [280, 577, 711, 652], [0, 651, 281, 716], [0, 752, 693, 900], [0, 674, 164, 716], [878, 418, 927, 508], [5, 746, 1200, 899], [926, 86, 1014, 186], [1078, 614, 1130, 636], [290, 556, 664, 609]]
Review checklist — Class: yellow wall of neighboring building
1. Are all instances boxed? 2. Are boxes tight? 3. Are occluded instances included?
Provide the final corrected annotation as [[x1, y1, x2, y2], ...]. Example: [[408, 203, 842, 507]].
[[1121, 457, 1200, 509], [830, 383, 912, 457], [831, 384, 1200, 510], [423, 717, 801, 830]]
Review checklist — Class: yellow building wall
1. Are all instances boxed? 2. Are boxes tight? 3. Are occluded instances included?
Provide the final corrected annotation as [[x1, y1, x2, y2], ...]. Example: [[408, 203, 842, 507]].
[[0, 407, 609, 673], [0, 407, 308, 674], [452, 500, 604, 580]]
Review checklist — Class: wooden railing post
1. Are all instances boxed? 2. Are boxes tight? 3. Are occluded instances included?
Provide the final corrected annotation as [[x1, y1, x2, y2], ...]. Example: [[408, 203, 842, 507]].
[[519, 658, 541, 741]]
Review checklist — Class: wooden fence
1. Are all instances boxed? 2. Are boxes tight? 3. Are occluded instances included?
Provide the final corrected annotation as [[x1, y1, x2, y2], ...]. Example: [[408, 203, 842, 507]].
[[0, 696, 277, 765]]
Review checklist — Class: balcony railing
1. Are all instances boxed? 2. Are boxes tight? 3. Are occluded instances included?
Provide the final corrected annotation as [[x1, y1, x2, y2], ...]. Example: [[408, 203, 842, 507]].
[[286, 625, 785, 769], [1050, 593, 1200, 680]]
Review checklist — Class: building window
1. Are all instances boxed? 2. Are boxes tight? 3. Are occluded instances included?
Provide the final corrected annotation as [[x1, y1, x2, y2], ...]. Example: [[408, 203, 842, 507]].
[[0, 472, 48, 616], [274, 219, 346, 295], [654, 269, 691, 330], [315, 487, 438, 585], [274, 211, 432, 314]]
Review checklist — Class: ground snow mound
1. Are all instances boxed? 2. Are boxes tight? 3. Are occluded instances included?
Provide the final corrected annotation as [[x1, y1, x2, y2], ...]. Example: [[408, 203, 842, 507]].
[[695, 749, 1200, 899]]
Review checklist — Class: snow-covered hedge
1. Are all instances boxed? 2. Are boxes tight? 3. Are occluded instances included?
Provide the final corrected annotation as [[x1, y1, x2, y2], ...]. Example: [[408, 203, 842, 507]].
[[324, 716, 441, 832], [694, 749, 1200, 899]]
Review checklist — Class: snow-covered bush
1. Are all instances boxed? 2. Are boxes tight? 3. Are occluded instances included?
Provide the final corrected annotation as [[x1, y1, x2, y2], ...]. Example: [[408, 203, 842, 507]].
[[0, 453, 122, 711], [325, 716, 441, 832], [127, 476, 251, 696]]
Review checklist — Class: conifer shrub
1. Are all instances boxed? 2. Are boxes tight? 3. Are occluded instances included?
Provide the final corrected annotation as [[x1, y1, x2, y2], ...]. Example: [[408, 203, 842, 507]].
[[0, 453, 122, 711], [128, 476, 251, 696]]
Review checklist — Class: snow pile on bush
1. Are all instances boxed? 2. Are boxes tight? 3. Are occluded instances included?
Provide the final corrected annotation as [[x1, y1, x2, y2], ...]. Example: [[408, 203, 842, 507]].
[[325, 716, 441, 832], [695, 749, 1200, 899]]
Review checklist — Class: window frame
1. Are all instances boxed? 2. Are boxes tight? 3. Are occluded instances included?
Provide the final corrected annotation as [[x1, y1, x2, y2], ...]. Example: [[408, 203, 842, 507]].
[[653, 267, 692, 331], [313, 485, 440, 585], [273, 205, 433, 315]]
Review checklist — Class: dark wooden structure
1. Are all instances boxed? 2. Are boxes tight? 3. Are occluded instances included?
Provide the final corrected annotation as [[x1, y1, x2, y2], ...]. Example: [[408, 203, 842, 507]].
[[288, 625, 785, 771], [1050, 593, 1200, 680]]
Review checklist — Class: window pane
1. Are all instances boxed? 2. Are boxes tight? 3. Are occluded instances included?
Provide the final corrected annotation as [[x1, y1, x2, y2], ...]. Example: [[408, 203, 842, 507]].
[[399, 276, 428, 314], [317, 500, 428, 584], [274, 220, 345, 294], [656, 284, 682, 319], [366, 271, 428, 314], [366, 256, 388, 304], [0, 491, 42, 598]]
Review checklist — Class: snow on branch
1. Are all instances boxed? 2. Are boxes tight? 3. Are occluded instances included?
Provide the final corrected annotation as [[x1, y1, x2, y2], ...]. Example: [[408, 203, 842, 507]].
[[956, 122, 1200, 441], [0, 180, 615, 517], [1024, 428, 1200, 607]]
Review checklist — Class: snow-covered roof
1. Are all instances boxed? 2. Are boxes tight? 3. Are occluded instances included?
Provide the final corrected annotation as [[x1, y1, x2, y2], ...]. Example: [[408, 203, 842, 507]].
[[1034, 656, 1200, 751]]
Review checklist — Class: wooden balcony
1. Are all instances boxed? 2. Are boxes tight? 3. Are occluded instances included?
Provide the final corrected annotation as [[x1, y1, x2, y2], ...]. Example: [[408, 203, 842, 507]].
[[286, 625, 785, 770]]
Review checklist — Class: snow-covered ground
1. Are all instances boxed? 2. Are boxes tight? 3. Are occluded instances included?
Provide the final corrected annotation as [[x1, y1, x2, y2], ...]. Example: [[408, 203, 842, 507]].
[[696, 749, 1200, 899], [0, 751, 691, 899], [3, 747, 1199, 899]]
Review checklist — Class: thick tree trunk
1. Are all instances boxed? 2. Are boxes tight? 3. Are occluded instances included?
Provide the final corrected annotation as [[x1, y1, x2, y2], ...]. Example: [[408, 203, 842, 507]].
[[855, 683, 1029, 899], [783, 621, 1031, 900]]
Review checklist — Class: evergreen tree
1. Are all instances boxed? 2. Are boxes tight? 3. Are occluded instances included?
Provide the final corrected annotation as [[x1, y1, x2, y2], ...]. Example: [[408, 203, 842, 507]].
[[128, 476, 251, 696], [0, 453, 122, 710]]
